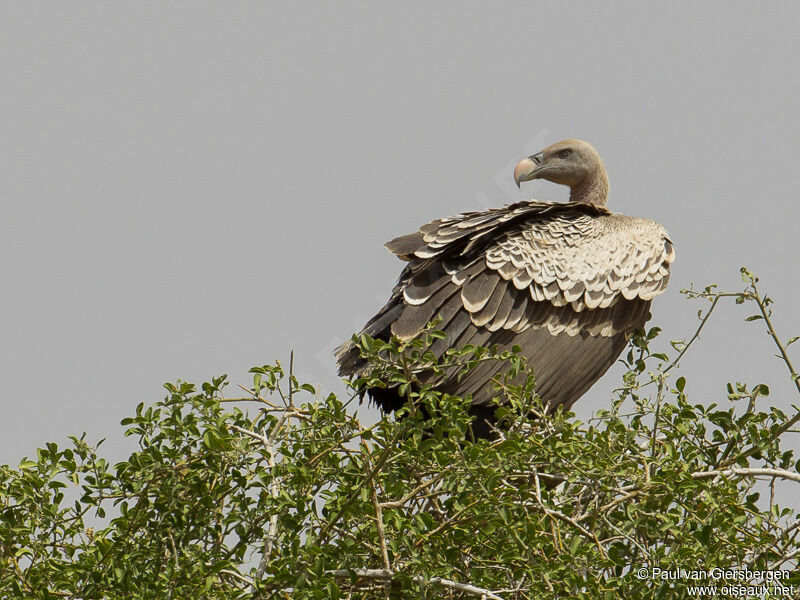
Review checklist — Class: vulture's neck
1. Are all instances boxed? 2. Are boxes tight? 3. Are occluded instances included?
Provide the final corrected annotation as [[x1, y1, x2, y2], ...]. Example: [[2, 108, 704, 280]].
[[570, 165, 609, 207]]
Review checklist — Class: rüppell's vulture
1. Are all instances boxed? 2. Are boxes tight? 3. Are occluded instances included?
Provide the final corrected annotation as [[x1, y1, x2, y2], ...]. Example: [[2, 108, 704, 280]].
[[337, 139, 674, 435]]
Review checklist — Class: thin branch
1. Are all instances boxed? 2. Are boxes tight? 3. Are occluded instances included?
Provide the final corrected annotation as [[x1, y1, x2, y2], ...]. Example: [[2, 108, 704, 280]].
[[317, 430, 405, 543], [326, 569, 506, 600], [721, 284, 800, 458], [167, 532, 179, 570], [692, 467, 800, 484], [379, 472, 445, 508], [370, 482, 392, 572], [229, 413, 292, 588], [255, 414, 291, 581], [229, 424, 269, 446], [236, 382, 280, 408], [751, 282, 800, 390], [525, 470, 607, 559], [513, 470, 575, 487], [747, 519, 800, 569], [412, 498, 481, 549], [305, 422, 383, 468], [579, 489, 644, 523], [651, 374, 666, 456], [541, 506, 608, 559], [685, 284, 800, 469], [665, 295, 721, 375], [220, 568, 255, 589], [601, 515, 651, 561], [288, 351, 294, 406], [771, 544, 800, 570]]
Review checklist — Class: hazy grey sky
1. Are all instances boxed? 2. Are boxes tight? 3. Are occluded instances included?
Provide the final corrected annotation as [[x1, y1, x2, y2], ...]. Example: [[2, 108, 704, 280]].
[[2, 2, 799, 465]]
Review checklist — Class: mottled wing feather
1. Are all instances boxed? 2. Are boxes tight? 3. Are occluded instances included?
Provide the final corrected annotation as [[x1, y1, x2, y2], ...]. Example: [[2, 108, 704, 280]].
[[483, 213, 673, 320]]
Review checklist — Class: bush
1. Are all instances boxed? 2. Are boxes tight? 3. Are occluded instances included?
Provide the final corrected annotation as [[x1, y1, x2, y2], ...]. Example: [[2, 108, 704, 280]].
[[2, 269, 799, 599]]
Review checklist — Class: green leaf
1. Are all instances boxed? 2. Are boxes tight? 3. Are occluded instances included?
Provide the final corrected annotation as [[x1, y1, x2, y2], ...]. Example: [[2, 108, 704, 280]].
[[5, 290, 799, 598], [326, 582, 340, 599]]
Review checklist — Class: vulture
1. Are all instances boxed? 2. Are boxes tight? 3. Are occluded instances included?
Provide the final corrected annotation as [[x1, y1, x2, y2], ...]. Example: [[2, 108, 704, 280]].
[[336, 139, 674, 436]]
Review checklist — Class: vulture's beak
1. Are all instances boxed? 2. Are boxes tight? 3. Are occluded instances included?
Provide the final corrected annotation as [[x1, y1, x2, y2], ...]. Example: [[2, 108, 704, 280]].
[[514, 153, 544, 188]]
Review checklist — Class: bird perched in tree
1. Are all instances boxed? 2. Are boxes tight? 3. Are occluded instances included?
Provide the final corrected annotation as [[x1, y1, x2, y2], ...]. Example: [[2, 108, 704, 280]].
[[337, 139, 674, 436]]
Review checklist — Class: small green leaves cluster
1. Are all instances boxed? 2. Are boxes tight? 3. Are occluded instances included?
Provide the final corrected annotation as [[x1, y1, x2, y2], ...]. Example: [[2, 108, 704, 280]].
[[1, 273, 799, 599]]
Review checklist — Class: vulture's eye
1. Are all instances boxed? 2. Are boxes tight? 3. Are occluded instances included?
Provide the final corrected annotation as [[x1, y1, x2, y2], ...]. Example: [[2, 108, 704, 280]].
[[558, 149, 573, 159]]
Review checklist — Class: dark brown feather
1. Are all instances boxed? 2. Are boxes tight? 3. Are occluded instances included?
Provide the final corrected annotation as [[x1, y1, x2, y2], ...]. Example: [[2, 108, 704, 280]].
[[391, 282, 459, 340], [461, 270, 501, 312], [404, 264, 452, 305], [385, 231, 425, 259], [471, 279, 509, 327]]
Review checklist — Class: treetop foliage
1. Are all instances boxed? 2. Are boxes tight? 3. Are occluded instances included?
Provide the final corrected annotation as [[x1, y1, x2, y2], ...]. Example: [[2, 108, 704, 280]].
[[2, 269, 799, 599]]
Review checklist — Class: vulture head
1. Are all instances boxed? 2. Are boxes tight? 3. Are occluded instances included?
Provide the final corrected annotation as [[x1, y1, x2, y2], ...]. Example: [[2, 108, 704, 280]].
[[514, 139, 609, 207]]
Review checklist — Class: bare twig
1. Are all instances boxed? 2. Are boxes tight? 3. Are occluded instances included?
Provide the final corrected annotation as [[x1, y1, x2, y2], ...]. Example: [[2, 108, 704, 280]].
[[229, 412, 293, 588], [235, 382, 282, 408], [167, 532, 179, 570], [370, 482, 392, 572], [316, 430, 405, 543], [720, 287, 800, 467], [379, 472, 446, 509], [750, 282, 800, 391], [255, 414, 290, 582], [747, 519, 800, 569], [288, 351, 294, 406], [525, 470, 607, 559], [579, 489, 645, 523], [541, 506, 607, 559], [220, 568, 255, 588], [601, 515, 651, 561], [229, 424, 269, 446], [665, 295, 722, 375], [412, 498, 481, 549], [771, 544, 800, 570], [326, 569, 506, 600], [692, 467, 800, 484], [680, 283, 800, 469], [532, 470, 542, 503]]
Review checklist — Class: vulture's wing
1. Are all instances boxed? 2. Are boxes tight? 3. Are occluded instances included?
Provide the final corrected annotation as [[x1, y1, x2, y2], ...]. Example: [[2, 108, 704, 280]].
[[337, 200, 674, 416]]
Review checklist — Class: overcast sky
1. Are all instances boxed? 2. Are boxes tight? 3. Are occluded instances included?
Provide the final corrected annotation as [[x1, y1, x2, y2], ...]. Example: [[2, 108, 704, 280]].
[[2, 2, 799, 465]]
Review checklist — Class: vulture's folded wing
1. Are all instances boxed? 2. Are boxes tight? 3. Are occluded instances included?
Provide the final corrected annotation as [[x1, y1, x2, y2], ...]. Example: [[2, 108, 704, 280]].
[[337, 200, 674, 414]]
